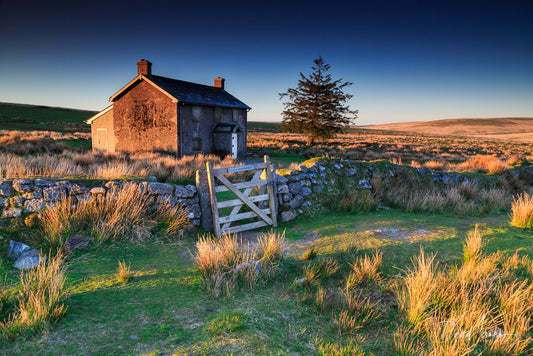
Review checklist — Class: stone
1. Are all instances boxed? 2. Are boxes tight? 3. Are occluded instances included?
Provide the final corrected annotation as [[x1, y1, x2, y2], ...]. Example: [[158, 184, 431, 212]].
[[359, 179, 372, 189], [34, 179, 54, 187], [174, 185, 196, 198], [43, 186, 66, 201], [66, 235, 93, 250], [13, 250, 47, 270], [157, 194, 174, 204], [7, 240, 32, 261], [24, 198, 47, 212], [301, 187, 312, 197], [235, 260, 262, 274], [274, 174, 288, 185], [281, 210, 297, 222], [56, 180, 74, 189], [300, 180, 311, 187], [22, 188, 43, 199], [282, 193, 293, 203], [185, 205, 201, 219], [146, 182, 174, 195], [288, 194, 304, 209], [10, 195, 26, 207], [70, 184, 89, 195], [191, 218, 201, 226], [346, 168, 357, 176], [12, 179, 33, 193], [76, 193, 94, 204], [90, 187, 106, 195], [0, 197, 8, 207], [288, 182, 302, 195], [2, 207, 22, 218], [299, 165, 308, 173], [0, 182, 13, 196], [277, 184, 289, 194], [313, 185, 323, 193], [105, 181, 123, 190]]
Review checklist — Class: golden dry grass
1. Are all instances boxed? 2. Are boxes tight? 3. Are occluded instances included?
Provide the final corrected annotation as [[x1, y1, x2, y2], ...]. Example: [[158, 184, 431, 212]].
[[1, 252, 67, 340], [510, 192, 533, 229]]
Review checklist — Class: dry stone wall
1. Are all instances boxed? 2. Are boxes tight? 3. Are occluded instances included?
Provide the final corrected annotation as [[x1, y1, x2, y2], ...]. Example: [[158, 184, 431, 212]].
[[0, 179, 201, 226]]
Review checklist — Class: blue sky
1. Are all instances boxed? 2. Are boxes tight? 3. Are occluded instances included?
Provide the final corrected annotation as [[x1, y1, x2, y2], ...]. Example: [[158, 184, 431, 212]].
[[1, 0, 532, 125]]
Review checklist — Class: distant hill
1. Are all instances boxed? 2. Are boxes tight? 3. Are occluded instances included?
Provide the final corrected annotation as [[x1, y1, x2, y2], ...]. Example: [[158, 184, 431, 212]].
[[364, 117, 533, 142], [0, 102, 96, 132]]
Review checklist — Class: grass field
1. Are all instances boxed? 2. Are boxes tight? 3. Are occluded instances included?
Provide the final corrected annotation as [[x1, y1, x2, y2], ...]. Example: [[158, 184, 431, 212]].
[[2, 210, 531, 355], [1, 106, 533, 354], [0, 103, 96, 132]]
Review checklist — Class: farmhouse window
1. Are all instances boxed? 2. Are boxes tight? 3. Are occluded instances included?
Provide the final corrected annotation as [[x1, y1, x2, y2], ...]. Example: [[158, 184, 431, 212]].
[[193, 136, 202, 151], [192, 106, 202, 122], [214, 108, 222, 122]]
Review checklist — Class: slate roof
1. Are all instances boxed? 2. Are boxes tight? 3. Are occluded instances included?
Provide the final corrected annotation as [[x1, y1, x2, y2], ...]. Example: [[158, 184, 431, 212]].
[[146, 75, 250, 109]]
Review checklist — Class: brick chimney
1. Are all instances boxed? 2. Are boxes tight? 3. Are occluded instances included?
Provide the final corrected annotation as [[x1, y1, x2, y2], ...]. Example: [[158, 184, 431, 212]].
[[137, 59, 152, 76], [214, 77, 225, 90]]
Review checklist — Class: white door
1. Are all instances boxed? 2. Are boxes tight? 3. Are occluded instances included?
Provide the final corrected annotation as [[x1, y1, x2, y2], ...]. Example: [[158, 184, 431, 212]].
[[231, 133, 238, 158], [96, 128, 108, 152]]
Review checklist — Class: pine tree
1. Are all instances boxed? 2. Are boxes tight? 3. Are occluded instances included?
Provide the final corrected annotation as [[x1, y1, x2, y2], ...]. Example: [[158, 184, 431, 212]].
[[279, 57, 358, 144]]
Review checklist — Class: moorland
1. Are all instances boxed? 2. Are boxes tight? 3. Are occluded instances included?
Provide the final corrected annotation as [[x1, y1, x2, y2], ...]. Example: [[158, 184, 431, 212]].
[[0, 103, 533, 355]]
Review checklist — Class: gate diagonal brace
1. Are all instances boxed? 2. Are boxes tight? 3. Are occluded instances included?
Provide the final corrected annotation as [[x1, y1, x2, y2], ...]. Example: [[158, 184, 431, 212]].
[[214, 173, 273, 226]]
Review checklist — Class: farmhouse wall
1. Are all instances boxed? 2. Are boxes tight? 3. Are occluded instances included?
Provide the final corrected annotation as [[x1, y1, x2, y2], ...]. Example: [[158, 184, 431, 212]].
[[114, 80, 178, 153], [90, 108, 115, 152], [0, 179, 201, 226]]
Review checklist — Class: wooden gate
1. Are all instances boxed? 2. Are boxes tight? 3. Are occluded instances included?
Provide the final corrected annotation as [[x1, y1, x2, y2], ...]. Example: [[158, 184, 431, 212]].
[[206, 155, 277, 237]]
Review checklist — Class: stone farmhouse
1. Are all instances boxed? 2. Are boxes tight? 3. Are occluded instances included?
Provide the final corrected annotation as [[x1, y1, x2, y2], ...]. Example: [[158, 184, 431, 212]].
[[86, 59, 250, 158]]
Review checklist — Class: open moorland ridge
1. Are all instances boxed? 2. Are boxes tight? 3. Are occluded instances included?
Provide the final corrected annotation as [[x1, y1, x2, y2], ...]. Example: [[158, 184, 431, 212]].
[[364, 117, 533, 142], [1, 112, 533, 354]]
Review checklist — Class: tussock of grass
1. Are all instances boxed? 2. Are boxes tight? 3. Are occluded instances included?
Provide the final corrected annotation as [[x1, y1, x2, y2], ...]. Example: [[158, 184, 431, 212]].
[[346, 251, 383, 289], [510, 192, 533, 229], [1, 252, 67, 340], [193, 231, 286, 298], [117, 260, 133, 284], [396, 229, 533, 355]]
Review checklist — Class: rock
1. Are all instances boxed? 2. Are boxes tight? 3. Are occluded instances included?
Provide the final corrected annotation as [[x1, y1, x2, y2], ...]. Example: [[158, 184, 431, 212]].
[[191, 219, 201, 226], [10, 195, 26, 207], [281, 210, 297, 222], [22, 188, 43, 199], [359, 179, 372, 189], [34, 179, 54, 187], [274, 174, 288, 185], [0, 182, 13, 196], [282, 193, 293, 203], [24, 198, 47, 212], [301, 187, 312, 197], [277, 184, 289, 194], [7, 240, 32, 260], [288, 194, 304, 209], [174, 185, 196, 198], [12, 179, 33, 193], [66, 235, 93, 250], [43, 186, 66, 201], [185, 205, 201, 219], [2, 207, 22, 218], [55, 180, 73, 189], [146, 182, 174, 195], [300, 180, 311, 187], [235, 260, 262, 274], [299, 165, 308, 173], [13, 250, 47, 270], [105, 181, 123, 190], [288, 182, 302, 195], [296, 277, 307, 286], [70, 184, 89, 195], [313, 185, 323, 193], [377, 205, 390, 211], [346, 168, 357, 176], [0, 197, 8, 207], [90, 187, 106, 195]]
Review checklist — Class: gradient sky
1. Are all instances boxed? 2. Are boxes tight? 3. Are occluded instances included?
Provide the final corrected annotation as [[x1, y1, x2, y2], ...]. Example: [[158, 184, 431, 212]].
[[1, 0, 532, 125]]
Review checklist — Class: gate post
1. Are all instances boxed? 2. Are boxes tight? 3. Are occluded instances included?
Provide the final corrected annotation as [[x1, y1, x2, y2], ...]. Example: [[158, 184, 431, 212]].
[[196, 169, 213, 231]]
